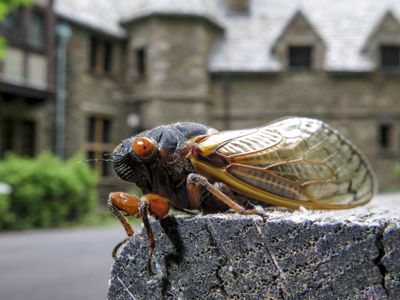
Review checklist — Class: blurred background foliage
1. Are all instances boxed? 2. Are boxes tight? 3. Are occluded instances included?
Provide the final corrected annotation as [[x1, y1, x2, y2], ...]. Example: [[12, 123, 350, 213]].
[[0, 0, 31, 19], [0, 153, 98, 229], [394, 163, 400, 178]]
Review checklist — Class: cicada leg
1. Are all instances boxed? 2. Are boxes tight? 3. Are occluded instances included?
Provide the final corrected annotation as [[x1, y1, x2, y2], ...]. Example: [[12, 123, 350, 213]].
[[108, 192, 170, 275], [108, 192, 136, 258], [187, 173, 268, 220], [138, 197, 155, 275]]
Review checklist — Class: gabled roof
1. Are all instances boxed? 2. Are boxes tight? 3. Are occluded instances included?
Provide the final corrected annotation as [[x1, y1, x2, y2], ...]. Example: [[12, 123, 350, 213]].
[[209, 0, 400, 73], [271, 10, 325, 53], [362, 10, 400, 51], [54, 0, 400, 72]]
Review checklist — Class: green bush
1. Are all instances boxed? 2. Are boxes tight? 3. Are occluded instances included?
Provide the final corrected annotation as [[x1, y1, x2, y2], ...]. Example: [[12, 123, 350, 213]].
[[0, 153, 98, 229], [0, 193, 15, 226], [395, 163, 400, 177]]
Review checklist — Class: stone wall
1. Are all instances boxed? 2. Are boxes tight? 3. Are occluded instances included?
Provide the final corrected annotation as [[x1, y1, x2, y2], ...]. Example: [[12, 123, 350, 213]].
[[108, 195, 400, 299], [64, 24, 131, 197], [124, 16, 221, 128], [273, 11, 326, 71], [65, 25, 127, 156], [63, 16, 400, 194], [210, 72, 400, 190]]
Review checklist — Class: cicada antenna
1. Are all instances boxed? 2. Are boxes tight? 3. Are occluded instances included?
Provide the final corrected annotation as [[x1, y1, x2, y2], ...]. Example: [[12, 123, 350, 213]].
[[85, 158, 114, 163]]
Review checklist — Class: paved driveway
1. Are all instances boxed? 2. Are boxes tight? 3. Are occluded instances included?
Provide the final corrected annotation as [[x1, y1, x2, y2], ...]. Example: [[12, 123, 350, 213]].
[[0, 227, 126, 300]]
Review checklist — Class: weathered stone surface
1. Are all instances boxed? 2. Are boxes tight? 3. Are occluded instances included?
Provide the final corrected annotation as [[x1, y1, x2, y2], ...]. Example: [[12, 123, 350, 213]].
[[108, 194, 400, 299]]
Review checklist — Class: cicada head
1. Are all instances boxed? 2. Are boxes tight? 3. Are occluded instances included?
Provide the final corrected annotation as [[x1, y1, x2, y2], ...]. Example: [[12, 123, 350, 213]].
[[112, 135, 157, 190], [112, 122, 213, 193]]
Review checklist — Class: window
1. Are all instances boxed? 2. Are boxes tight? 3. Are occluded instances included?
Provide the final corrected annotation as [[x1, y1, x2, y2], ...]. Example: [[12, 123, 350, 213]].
[[288, 46, 313, 70], [28, 10, 46, 49], [1, 119, 13, 157], [136, 48, 146, 77], [89, 36, 113, 74], [1, 8, 22, 42], [104, 42, 112, 73], [378, 123, 392, 150], [1, 8, 46, 50], [380, 45, 400, 70], [19, 120, 36, 156], [86, 116, 114, 176], [0, 118, 36, 157]]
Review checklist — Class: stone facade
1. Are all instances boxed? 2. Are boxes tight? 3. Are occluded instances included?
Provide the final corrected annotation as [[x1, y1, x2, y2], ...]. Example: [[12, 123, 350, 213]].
[[60, 2, 400, 195], [2, 0, 400, 201], [124, 16, 221, 128], [272, 11, 326, 71], [62, 24, 132, 196], [64, 25, 127, 157], [211, 73, 400, 189]]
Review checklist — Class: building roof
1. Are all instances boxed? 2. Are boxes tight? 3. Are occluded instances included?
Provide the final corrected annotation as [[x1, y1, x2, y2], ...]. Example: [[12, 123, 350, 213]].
[[54, 0, 129, 38], [54, 0, 400, 72], [119, 0, 224, 29], [54, 0, 223, 37]]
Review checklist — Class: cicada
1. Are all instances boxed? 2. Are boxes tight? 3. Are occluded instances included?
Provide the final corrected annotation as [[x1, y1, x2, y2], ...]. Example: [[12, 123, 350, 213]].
[[109, 117, 376, 273]]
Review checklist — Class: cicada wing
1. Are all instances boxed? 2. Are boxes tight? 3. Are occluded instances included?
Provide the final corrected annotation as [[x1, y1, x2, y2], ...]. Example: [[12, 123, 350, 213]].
[[199, 117, 376, 207], [196, 127, 280, 156]]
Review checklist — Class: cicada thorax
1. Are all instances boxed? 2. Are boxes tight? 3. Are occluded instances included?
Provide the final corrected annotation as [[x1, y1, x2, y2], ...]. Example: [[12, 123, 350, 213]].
[[188, 117, 376, 209]]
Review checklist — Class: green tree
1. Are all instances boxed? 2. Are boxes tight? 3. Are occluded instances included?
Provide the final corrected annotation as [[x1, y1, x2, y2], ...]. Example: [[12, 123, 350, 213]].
[[0, 0, 31, 60]]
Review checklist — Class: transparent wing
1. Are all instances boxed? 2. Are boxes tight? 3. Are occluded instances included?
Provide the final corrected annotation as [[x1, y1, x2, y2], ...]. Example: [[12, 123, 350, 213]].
[[198, 117, 376, 206]]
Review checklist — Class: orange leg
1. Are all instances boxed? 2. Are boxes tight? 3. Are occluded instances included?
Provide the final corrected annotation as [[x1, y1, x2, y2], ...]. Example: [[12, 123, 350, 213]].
[[187, 173, 267, 220], [138, 198, 155, 275], [108, 192, 170, 275], [108, 193, 137, 258]]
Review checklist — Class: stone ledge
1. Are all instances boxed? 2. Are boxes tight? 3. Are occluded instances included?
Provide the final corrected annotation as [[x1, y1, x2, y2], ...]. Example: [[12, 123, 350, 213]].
[[108, 194, 400, 299]]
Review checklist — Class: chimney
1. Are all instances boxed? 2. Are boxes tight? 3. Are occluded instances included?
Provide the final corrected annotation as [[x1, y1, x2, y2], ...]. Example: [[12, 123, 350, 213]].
[[224, 0, 250, 15]]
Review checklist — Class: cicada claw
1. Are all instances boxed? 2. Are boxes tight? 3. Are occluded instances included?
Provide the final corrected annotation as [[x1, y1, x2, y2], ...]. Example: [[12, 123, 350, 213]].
[[112, 237, 130, 259], [240, 205, 268, 222]]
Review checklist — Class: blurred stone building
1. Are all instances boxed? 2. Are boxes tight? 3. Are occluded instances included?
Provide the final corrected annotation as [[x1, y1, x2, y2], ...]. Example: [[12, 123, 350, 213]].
[[1, 0, 399, 197]]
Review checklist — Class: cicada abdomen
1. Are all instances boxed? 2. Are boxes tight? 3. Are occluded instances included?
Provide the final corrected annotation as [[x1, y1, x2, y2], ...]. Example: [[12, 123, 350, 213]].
[[189, 117, 376, 209]]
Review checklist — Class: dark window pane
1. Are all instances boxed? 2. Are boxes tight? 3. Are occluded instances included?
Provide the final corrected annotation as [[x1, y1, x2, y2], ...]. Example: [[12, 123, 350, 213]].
[[86, 116, 113, 177], [1, 119, 35, 157], [87, 151, 95, 168], [1, 118, 14, 156], [89, 37, 98, 71], [102, 152, 111, 176], [102, 119, 111, 143], [288, 46, 312, 70], [381, 45, 400, 69], [104, 42, 112, 73], [89, 37, 113, 74], [87, 117, 96, 142], [136, 48, 146, 77], [19, 120, 35, 157], [28, 10, 45, 48], [379, 123, 391, 149], [1, 8, 21, 41]]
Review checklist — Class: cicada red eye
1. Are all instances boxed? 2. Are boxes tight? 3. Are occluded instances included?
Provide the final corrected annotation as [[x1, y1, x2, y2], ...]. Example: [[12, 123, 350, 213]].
[[132, 137, 156, 159]]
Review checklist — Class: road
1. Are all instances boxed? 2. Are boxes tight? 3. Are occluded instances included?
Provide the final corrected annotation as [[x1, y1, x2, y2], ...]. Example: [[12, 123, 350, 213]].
[[0, 227, 126, 300]]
